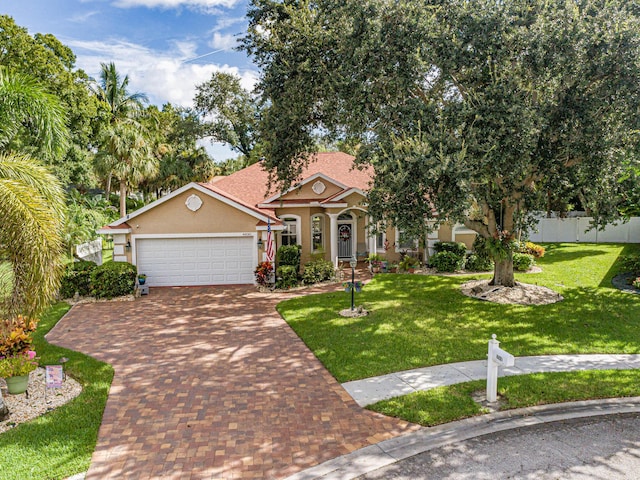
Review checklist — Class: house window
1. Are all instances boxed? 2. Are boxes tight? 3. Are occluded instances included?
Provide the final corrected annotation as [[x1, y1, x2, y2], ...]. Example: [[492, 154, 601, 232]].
[[396, 229, 418, 251], [311, 215, 324, 251], [376, 232, 387, 251], [281, 217, 299, 246]]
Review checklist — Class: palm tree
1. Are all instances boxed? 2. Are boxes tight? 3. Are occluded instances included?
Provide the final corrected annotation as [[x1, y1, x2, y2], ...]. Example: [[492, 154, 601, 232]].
[[0, 67, 68, 419], [92, 62, 152, 208], [97, 122, 158, 216]]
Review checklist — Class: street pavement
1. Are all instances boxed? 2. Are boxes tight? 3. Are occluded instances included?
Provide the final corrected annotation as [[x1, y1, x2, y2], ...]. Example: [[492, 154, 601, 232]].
[[358, 413, 640, 479]]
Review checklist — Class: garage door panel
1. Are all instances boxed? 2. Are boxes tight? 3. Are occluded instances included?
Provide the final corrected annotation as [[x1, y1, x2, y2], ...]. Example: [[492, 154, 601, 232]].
[[136, 237, 255, 286]]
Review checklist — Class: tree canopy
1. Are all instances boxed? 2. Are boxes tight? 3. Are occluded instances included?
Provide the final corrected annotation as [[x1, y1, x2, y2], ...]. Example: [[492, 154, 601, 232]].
[[242, 0, 640, 285], [194, 71, 260, 162]]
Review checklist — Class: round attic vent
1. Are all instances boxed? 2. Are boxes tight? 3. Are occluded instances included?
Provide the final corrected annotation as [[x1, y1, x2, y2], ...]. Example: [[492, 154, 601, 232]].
[[312, 180, 326, 195], [185, 194, 203, 212]]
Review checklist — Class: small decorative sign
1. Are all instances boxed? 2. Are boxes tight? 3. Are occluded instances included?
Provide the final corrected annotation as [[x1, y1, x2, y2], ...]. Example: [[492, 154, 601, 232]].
[[45, 365, 64, 389]]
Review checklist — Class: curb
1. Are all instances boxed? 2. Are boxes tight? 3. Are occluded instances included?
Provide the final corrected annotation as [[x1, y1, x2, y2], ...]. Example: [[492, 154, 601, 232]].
[[284, 396, 640, 480]]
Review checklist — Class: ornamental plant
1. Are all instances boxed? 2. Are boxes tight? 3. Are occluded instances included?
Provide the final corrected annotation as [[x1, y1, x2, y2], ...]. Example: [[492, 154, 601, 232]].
[[633, 277, 640, 290], [0, 350, 38, 378], [0, 316, 37, 358], [254, 261, 274, 286]]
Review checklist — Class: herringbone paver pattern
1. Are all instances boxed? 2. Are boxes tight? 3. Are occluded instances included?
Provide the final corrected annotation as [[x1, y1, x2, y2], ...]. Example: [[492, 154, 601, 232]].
[[47, 285, 415, 479]]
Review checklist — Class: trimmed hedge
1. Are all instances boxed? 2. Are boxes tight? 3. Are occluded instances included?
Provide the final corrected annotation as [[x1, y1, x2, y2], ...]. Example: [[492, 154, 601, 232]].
[[302, 260, 335, 285], [431, 251, 465, 272], [90, 262, 137, 299], [513, 252, 535, 272], [60, 260, 98, 298], [277, 245, 301, 272], [433, 241, 468, 257], [465, 253, 494, 272], [276, 265, 299, 289]]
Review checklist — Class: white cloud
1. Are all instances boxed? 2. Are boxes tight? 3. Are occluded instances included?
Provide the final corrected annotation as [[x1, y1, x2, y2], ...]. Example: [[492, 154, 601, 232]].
[[112, 0, 239, 10], [69, 11, 100, 23], [210, 32, 237, 50], [66, 38, 258, 108]]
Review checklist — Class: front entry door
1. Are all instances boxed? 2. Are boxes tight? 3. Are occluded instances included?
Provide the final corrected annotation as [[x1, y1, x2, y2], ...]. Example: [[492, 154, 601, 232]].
[[338, 223, 353, 258]]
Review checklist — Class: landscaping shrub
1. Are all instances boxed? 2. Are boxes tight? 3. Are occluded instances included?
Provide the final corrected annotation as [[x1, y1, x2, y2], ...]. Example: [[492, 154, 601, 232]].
[[90, 262, 136, 299], [523, 241, 545, 258], [619, 254, 640, 274], [399, 255, 419, 272], [59, 260, 98, 298], [433, 241, 468, 257], [276, 265, 299, 289], [465, 253, 494, 272], [254, 261, 274, 287], [277, 245, 301, 272], [302, 259, 335, 285], [472, 236, 492, 258], [512, 252, 535, 271], [430, 251, 465, 272]]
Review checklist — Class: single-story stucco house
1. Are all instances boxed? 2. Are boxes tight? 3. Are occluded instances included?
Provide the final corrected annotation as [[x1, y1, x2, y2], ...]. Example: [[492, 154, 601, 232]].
[[98, 152, 476, 287]]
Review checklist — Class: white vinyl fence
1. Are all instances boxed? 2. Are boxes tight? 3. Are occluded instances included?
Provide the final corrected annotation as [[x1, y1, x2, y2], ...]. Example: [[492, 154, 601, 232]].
[[529, 217, 640, 244], [75, 238, 103, 264]]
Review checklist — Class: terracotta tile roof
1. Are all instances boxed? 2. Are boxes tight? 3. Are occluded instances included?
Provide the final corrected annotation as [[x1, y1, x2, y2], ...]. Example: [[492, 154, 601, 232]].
[[207, 152, 372, 208], [197, 181, 279, 222], [98, 223, 132, 231]]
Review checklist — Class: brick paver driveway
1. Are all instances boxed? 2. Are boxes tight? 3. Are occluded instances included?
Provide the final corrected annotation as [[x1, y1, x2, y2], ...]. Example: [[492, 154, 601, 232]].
[[47, 286, 415, 479]]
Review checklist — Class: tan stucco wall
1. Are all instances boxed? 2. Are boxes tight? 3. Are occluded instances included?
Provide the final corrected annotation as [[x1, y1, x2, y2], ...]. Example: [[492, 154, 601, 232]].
[[455, 234, 476, 250], [130, 188, 259, 235], [279, 179, 343, 202]]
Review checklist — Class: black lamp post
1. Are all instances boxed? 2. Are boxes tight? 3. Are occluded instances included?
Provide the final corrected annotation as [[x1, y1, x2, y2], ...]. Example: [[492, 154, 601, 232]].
[[349, 255, 357, 311]]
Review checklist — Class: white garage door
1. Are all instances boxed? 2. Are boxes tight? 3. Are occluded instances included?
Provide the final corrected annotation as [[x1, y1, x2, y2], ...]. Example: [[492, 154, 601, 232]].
[[136, 237, 255, 286]]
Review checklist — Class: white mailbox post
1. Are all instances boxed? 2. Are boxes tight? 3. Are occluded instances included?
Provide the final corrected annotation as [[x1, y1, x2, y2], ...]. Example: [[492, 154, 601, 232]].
[[487, 334, 515, 403]]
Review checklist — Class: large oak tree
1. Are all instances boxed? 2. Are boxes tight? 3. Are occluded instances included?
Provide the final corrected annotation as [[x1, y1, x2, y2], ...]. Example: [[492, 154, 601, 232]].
[[242, 0, 640, 286]]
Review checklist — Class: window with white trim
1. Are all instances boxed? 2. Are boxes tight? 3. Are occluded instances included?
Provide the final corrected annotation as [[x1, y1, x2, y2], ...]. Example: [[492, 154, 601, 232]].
[[280, 216, 299, 246], [311, 214, 324, 251], [396, 229, 419, 251], [376, 232, 386, 250]]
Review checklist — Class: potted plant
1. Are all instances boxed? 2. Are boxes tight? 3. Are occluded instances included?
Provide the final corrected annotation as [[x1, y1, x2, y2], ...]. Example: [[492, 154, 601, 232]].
[[138, 273, 147, 285], [0, 350, 38, 394], [399, 255, 420, 273], [367, 253, 383, 273]]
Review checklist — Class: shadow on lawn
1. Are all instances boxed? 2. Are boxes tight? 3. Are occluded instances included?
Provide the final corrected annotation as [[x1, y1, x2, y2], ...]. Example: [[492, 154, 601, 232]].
[[598, 243, 640, 289], [282, 267, 640, 382]]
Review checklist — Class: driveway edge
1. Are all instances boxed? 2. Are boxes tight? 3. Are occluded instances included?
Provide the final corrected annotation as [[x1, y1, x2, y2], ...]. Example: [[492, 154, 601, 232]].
[[284, 396, 640, 480]]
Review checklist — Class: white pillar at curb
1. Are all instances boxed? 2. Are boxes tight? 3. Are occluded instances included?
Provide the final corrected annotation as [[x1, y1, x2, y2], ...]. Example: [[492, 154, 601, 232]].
[[328, 213, 339, 267]]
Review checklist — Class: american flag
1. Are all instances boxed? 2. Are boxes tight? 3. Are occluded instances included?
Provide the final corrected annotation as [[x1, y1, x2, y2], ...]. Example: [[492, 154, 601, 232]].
[[265, 218, 275, 263]]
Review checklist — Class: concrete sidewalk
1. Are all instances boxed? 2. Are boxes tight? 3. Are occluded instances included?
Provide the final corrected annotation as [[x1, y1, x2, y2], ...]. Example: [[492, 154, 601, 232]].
[[342, 354, 640, 406]]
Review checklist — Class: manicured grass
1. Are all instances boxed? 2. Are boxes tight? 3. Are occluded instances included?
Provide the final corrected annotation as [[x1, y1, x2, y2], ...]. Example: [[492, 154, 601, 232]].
[[0, 303, 113, 480], [278, 243, 640, 383], [369, 369, 640, 427]]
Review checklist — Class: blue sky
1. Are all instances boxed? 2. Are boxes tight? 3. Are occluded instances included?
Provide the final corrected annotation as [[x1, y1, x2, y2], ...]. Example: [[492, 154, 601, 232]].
[[2, 0, 259, 160]]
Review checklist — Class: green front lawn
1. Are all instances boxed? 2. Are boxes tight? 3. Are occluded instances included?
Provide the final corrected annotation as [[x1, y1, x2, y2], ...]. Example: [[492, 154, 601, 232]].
[[0, 303, 113, 480], [369, 369, 640, 427], [278, 243, 640, 383]]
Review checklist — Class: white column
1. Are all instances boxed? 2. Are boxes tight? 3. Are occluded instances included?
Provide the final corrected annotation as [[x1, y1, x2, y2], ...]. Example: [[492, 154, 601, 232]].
[[328, 213, 339, 267]]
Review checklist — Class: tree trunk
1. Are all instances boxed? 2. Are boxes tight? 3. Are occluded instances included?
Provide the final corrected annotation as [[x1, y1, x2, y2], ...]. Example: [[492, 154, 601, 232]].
[[105, 173, 112, 202], [491, 254, 516, 287], [0, 391, 8, 420], [119, 181, 127, 217]]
